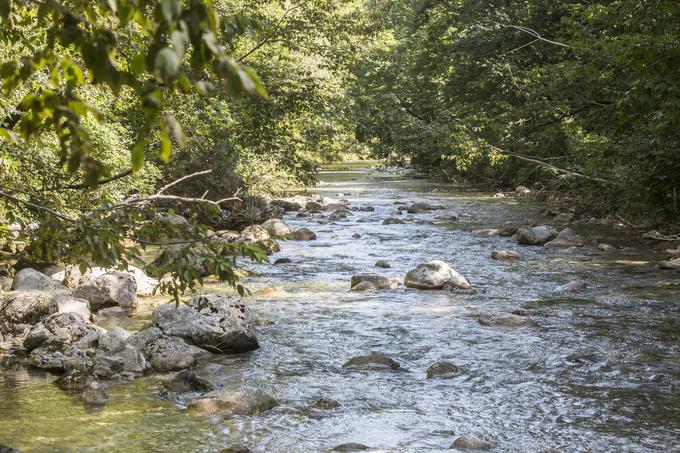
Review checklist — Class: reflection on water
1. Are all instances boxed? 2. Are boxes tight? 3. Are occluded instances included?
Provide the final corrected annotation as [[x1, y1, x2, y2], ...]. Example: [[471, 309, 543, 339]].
[[1, 163, 679, 452]]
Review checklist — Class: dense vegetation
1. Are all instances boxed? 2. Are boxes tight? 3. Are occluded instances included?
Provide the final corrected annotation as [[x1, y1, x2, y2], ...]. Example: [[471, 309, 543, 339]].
[[1, 0, 678, 296]]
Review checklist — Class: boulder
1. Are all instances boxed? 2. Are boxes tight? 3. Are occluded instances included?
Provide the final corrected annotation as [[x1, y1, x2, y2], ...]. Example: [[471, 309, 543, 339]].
[[478, 313, 535, 328], [53, 265, 158, 295], [292, 228, 317, 241], [163, 369, 216, 393], [426, 361, 459, 379], [0, 288, 72, 333], [271, 198, 303, 212], [260, 219, 292, 238], [406, 202, 442, 213], [350, 274, 392, 291], [499, 222, 519, 236], [55, 370, 95, 391], [52, 298, 92, 321], [92, 327, 147, 378], [435, 214, 459, 221], [189, 389, 278, 416], [449, 435, 491, 450], [11, 268, 64, 291], [491, 250, 520, 261], [382, 218, 404, 225], [517, 226, 558, 245], [404, 260, 471, 290], [152, 295, 259, 353], [545, 228, 585, 248], [237, 225, 280, 254], [24, 312, 105, 371], [127, 327, 211, 372], [375, 260, 391, 268], [73, 271, 137, 312], [515, 186, 530, 195], [342, 353, 400, 371], [274, 258, 292, 265], [329, 210, 349, 221]]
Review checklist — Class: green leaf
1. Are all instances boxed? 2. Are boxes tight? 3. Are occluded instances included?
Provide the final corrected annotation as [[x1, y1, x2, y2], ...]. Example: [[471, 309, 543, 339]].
[[0, 0, 11, 20], [130, 52, 146, 76], [154, 48, 180, 81], [161, 0, 181, 23], [131, 139, 146, 171], [160, 135, 172, 162]]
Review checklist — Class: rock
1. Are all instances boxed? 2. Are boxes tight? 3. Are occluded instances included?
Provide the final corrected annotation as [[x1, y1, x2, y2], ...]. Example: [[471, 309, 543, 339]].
[[659, 258, 680, 270], [271, 199, 303, 212], [24, 312, 105, 371], [491, 250, 520, 261], [478, 313, 535, 328], [555, 281, 586, 292], [426, 361, 459, 379], [406, 202, 442, 213], [553, 212, 575, 224], [96, 307, 129, 318], [499, 222, 519, 236], [73, 271, 137, 312], [81, 381, 108, 405], [220, 446, 252, 453], [0, 445, 21, 453], [311, 397, 341, 410], [164, 370, 216, 393], [189, 389, 278, 416], [382, 218, 404, 225], [435, 214, 459, 221], [152, 295, 259, 353], [0, 288, 71, 333], [127, 327, 211, 372], [471, 229, 501, 238], [665, 246, 680, 259], [237, 225, 280, 254], [274, 258, 292, 264], [515, 186, 531, 195], [404, 260, 471, 290], [545, 228, 585, 248], [92, 327, 146, 378], [517, 226, 558, 245], [11, 268, 64, 291], [352, 233, 361, 239], [375, 260, 391, 268], [350, 274, 392, 291], [342, 353, 400, 371], [449, 435, 491, 450], [598, 243, 616, 251], [292, 228, 317, 241], [305, 201, 324, 212], [260, 219, 292, 238], [493, 192, 505, 198], [55, 370, 95, 391], [53, 265, 157, 296], [331, 444, 370, 452], [329, 210, 349, 221], [415, 219, 434, 225], [53, 298, 91, 321]]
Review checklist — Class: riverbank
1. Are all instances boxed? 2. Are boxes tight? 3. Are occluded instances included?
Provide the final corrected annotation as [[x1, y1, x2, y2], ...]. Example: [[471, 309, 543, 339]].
[[1, 165, 679, 452]]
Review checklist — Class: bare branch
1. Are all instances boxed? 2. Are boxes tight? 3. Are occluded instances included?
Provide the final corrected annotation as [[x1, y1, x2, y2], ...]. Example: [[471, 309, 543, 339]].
[[156, 170, 212, 195], [491, 22, 570, 48]]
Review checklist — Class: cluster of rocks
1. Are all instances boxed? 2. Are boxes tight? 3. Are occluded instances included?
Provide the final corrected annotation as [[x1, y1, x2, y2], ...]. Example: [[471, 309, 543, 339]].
[[350, 260, 471, 292]]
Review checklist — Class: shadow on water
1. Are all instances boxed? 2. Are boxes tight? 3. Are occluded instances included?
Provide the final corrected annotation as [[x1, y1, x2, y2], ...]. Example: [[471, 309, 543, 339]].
[[1, 163, 679, 452]]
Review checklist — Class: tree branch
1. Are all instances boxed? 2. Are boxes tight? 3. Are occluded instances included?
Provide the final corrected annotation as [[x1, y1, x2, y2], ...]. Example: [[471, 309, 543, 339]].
[[491, 22, 570, 48]]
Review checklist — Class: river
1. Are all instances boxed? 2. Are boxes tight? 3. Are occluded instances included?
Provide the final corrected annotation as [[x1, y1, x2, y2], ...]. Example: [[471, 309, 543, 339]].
[[1, 163, 679, 452]]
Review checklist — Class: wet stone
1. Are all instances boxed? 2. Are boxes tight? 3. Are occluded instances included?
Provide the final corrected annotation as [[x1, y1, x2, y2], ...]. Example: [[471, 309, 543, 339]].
[[449, 435, 491, 450], [426, 361, 459, 379], [342, 353, 400, 371]]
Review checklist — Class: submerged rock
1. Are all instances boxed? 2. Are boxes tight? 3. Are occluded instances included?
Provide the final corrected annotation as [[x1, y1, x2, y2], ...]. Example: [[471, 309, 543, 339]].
[[292, 228, 317, 241], [491, 250, 520, 261], [449, 435, 491, 450], [55, 370, 95, 391], [342, 353, 400, 371], [311, 397, 341, 410], [555, 281, 586, 292], [382, 218, 404, 225], [375, 260, 391, 268], [404, 260, 471, 290], [426, 361, 459, 379], [73, 271, 137, 312], [152, 295, 259, 353], [331, 444, 370, 452], [517, 226, 558, 246], [164, 370, 216, 393], [350, 274, 392, 291], [545, 228, 585, 248], [478, 313, 535, 328], [274, 258, 292, 264], [189, 389, 278, 416], [81, 381, 108, 406]]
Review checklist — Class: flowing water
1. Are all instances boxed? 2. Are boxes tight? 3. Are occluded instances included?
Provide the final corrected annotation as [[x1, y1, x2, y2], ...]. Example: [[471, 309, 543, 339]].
[[1, 164, 679, 452]]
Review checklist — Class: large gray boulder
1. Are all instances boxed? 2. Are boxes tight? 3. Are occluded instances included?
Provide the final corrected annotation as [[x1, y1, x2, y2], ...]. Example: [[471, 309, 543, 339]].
[[73, 271, 137, 312], [11, 268, 63, 291], [260, 219, 291, 238], [292, 228, 317, 241], [517, 226, 558, 245], [23, 312, 105, 371], [0, 286, 81, 334], [127, 327, 211, 372], [53, 265, 158, 296], [404, 260, 471, 290], [189, 389, 278, 416], [152, 295, 259, 353], [545, 228, 585, 248], [92, 327, 147, 378], [235, 225, 280, 254]]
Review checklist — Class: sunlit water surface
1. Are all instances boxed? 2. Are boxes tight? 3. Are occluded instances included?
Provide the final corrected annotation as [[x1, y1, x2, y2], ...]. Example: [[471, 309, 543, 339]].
[[1, 164, 679, 452]]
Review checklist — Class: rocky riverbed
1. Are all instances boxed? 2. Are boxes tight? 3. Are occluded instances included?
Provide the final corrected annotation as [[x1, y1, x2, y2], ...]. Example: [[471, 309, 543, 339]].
[[1, 164, 679, 452]]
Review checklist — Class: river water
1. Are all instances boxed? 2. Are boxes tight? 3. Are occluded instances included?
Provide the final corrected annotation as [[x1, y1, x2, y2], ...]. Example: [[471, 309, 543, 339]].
[[1, 164, 679, 452]]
